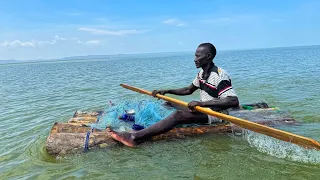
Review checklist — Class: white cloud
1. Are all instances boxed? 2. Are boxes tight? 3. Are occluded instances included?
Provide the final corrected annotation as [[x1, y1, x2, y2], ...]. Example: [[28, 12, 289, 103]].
[[85, 40, 100, 44], [78, 28, 147, 36], [178, 42, 184, 46], [38, 35, 66, 45], [0, 35, 100, 48], [1, 40, 36, 47], [75, 39, 101, 45], [162, 19, 185, 26]]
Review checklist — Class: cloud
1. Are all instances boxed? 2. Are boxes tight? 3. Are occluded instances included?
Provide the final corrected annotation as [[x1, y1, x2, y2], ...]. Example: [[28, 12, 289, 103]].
[[0, 35, 67, 47], [85, 40, 100, 44], [0, 35, 100, 48], [1, 40, 36, 47], [75, 39, 101, 45], [162, 19, 185, 26], [38, 35, 66, 45], [78, 28, 147, 35]]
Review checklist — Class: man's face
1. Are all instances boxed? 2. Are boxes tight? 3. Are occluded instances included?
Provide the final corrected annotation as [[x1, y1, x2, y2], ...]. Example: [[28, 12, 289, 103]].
[[194, 46, 210, 68]]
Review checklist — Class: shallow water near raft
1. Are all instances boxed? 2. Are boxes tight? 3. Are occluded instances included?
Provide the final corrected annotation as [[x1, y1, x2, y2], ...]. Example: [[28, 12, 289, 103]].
[[1, 46, 320, 179]]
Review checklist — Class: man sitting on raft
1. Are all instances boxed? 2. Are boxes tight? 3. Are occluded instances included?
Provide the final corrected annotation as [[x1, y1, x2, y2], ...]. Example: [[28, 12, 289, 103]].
[[108, 42, 240, 147]]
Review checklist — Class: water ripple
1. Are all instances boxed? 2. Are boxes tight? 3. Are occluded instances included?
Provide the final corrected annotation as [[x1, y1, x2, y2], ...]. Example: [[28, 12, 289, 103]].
[[1, 47, 320, 179]]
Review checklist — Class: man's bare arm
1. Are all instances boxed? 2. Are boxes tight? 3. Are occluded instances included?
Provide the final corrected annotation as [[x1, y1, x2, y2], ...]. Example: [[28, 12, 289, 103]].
[[152, 84, 198, 96], [188, 96, 239, 110]]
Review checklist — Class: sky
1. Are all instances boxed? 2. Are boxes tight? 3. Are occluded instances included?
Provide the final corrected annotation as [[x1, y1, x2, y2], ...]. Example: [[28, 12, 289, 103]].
[[0, 0, 319, 60]]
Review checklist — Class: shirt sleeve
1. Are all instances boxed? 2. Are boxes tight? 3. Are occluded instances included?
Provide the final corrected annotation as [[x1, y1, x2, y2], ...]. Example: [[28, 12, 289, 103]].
[[217, 71, 237, 98], [192, 72, 200, 87]]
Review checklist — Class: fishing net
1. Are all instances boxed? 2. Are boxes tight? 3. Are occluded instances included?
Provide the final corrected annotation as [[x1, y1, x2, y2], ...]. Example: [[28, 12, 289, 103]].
[[90, 98, 175, 131], [89, 99, 289, 132]]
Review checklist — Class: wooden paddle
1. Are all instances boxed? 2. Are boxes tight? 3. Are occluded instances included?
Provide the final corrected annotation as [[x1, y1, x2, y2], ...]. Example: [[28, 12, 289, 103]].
[[120, 83, 320, 150]]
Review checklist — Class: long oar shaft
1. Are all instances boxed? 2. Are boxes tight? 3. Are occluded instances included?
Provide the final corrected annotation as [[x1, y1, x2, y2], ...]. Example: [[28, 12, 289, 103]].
[[120, 84, 320, 150]]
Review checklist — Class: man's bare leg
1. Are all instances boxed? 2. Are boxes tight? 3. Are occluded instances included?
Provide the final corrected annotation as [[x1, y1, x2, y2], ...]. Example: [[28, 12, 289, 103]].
[[163, 102, 190, 111], [108, 110, 208, 147]]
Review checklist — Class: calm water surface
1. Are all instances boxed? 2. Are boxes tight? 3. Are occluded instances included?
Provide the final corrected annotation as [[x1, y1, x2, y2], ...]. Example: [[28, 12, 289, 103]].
[[0, 46, 319, 179]]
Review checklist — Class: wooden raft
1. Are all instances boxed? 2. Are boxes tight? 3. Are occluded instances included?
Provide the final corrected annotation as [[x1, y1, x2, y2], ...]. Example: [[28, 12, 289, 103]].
[[45, 108, 297, 156]]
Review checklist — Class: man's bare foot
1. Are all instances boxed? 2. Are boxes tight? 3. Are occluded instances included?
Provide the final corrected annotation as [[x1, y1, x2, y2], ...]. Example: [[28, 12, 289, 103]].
[[107, 128, 136, 147]]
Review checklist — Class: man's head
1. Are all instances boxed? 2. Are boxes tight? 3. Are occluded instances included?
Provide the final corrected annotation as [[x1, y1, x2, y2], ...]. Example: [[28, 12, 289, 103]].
[[194, 42, 216, 68]]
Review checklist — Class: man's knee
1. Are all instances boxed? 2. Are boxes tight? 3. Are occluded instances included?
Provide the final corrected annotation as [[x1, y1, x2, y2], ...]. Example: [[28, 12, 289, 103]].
[[172, 110, 187, 124]]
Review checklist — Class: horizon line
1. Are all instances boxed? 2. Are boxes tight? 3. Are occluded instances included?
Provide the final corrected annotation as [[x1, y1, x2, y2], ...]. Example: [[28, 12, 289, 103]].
[[1, 44, 319, 62]]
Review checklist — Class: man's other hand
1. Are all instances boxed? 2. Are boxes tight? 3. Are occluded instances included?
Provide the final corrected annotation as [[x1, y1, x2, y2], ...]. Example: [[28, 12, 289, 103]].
[[187, 101, 204, 111], [152, 90, 168, 97]]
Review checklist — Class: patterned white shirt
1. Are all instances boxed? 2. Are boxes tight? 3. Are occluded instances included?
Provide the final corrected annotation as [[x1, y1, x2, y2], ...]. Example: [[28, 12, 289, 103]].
[[192, 65, 237, 102]]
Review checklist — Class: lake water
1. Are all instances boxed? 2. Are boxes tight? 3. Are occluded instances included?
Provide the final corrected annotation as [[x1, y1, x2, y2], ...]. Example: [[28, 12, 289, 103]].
[[0, 46, 319, 179]]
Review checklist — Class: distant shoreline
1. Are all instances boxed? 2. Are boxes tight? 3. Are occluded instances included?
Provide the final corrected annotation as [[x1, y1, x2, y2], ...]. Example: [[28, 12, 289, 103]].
[[1, 44, 319, 65]]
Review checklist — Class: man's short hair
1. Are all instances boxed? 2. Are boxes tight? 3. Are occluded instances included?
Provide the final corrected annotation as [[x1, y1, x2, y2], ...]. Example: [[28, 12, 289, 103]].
[[198, 43, 216, 59]]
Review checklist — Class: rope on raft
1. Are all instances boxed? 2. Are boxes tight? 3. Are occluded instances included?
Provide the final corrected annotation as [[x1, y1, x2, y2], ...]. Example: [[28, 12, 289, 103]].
[[83, 113, 102, 152], [84, 131, 91, 152]]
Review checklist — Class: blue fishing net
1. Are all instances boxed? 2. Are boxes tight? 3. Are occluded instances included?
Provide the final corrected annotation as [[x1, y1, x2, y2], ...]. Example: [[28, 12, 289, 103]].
[[90, 98, 175, 131]]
